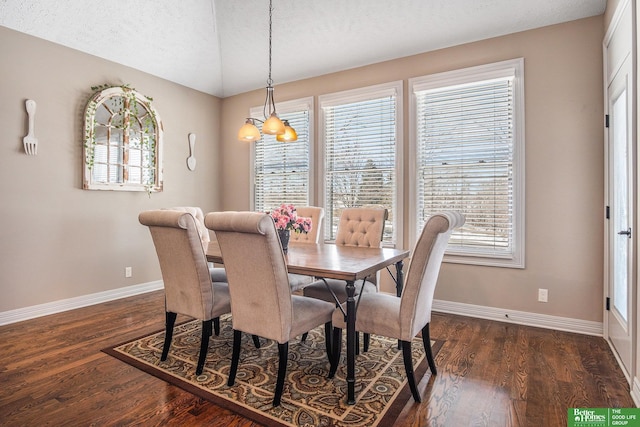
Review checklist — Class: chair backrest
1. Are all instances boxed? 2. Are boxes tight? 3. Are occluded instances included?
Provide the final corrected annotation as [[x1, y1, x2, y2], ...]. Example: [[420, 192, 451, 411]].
[[205, 211, 293, 343], [290, 206, 324, 244], [139, 210, 216, 320], [399, 211, 465, 341], [335, 207, 388, 248], [164, 206, 210, 247]]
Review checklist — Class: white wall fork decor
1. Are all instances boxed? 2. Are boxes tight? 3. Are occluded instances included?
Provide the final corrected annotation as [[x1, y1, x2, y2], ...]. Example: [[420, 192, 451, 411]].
[[23, 99, 38, 155]]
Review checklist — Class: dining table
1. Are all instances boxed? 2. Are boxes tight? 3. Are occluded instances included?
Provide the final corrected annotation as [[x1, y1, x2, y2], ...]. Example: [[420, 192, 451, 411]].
[[206, 240, 410, 405]]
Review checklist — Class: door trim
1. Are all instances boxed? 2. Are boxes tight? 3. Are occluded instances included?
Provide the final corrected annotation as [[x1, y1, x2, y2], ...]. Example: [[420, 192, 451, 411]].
[[603, 0, 636, 385]]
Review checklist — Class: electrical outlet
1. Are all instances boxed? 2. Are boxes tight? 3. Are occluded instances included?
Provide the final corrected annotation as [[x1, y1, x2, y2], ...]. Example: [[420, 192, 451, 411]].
[[538, 288, 548, 303], [125, 267, 132, 278]]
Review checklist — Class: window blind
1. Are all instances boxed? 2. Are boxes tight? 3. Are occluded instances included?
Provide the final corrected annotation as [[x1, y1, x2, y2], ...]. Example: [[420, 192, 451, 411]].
[[254, 109, 310, 213], [416, 76, 515, 256], [323, 95, 397, 243]]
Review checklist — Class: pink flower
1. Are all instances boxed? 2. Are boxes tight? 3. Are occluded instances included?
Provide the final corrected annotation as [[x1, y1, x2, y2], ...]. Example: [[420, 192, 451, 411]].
[[268, 204, 312, 234], [295, 217, 312, 233]]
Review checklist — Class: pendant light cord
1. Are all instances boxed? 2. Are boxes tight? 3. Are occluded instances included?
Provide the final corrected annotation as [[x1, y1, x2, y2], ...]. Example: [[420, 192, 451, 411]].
[[264, 0, 277, 118], [268, 0, 273, 87]]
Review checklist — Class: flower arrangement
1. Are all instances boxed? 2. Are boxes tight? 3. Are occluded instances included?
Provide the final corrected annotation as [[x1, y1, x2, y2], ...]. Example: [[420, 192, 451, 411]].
[[269, 204, 312, 234]]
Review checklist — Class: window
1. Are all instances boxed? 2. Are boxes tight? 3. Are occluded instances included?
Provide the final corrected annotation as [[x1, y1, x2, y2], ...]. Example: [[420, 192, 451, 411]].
[[251, 97, 313, 212], [319, 82, 403, 246], [410, 58, 524, 267], [83, 86, 163, 193]]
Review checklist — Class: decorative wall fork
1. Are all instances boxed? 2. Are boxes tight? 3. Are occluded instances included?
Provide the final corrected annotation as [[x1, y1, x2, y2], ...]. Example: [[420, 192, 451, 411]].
[[23, 99, 38, 155]]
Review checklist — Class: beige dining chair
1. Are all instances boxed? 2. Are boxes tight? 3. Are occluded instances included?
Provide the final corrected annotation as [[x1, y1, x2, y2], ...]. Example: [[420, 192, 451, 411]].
[[164, 206, 227, 283], [289, 206, 324, 244], [139, 209, 232, 375], [205, 211, 335, 407], [302, 207, 388, 351], [287, 206, 325, 291], [329, 211, 465, 402]]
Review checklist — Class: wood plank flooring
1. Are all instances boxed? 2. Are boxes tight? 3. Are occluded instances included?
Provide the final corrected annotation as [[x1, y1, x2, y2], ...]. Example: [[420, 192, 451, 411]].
[[0, 291, 634, 426]]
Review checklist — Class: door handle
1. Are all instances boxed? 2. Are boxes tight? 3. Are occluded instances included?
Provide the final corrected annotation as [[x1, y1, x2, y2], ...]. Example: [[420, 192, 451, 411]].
[[618, 228, 632, 238]]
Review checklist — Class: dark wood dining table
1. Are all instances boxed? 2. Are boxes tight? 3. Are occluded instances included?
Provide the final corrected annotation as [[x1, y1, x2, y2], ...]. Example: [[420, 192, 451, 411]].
[[206, 240, 410, 405]]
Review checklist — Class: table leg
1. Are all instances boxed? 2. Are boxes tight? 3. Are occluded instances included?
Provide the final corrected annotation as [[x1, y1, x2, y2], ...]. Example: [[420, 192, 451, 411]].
[[396, 260, 404, 296], [396, 260, 404, 350], [345, 279, 356, 405]]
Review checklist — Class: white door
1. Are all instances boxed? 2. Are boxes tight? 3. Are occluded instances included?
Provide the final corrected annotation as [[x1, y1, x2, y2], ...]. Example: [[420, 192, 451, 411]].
[[604, 0, 634, 381]]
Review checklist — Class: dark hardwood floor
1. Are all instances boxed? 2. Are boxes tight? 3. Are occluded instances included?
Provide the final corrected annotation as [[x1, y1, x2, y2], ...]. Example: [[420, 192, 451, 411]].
[[0, 291, 634, 426]]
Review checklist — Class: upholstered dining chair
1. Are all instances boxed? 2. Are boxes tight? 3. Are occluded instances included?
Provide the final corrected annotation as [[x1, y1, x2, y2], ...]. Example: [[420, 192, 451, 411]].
[[289, 206, 324, 244], [139, 209, 232, 375], [205, 211, 335, 407], [302, 207, 387, 350], [329, 211, 465, 402], [287, 206, 325, 292], [164, 206, 227, 283]]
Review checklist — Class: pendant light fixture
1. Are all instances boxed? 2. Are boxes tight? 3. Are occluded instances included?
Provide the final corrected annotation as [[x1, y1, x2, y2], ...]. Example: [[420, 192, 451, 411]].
[[237, 0, 297, 143]]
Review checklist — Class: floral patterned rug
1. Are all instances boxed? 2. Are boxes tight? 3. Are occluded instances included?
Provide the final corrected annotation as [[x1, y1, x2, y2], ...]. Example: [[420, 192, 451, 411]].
[[104, 316, 442, 427]]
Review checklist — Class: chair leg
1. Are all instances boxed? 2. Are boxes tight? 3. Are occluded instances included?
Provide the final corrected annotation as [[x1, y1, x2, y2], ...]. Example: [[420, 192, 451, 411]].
[[301, 332, 308, 342], [228, 329, 242, 386], [273, 342, 289, 406], [252, 335, 261, 348], [324, 322, 332, 363], [328, 327, 342, 378], [401, 340, 422, 402], [422, 323, 437, 375], [196, 319, 212, 375], [363, 333, 370, 352], [161, 311, 177, 361], [213, 317, 220, 336], [355, 331, 360, 355]]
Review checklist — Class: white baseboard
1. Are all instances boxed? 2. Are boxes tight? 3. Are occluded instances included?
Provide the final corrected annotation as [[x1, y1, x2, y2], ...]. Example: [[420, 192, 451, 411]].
[[0, 280, 163, 326], [432, 299, 603, 336], [0, 287, 604, 337]]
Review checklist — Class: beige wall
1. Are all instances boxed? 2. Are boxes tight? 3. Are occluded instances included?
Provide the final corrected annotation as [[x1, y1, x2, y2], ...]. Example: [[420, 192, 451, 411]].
[[221, 16, 605, 322], [0, 27, 223, 312], [0, 15, 607, 324]]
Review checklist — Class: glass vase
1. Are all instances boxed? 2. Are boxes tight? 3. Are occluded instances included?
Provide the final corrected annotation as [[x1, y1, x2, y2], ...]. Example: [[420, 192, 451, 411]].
[[278, 229, 290, 254]]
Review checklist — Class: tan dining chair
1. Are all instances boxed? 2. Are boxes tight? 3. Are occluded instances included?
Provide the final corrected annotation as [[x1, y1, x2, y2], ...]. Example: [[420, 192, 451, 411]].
[[289, 206, 324, 244], [287, 206, 325, 292], [329, 211, 465, 402], [205, 211, 335, 407], [302, 207, 388, 350], [139, 209, 232, 375], [164, 206, 227, 283]]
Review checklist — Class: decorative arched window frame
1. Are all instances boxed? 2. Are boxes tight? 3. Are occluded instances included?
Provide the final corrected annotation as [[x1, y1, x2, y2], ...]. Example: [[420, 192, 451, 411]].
[[83, 85, 163, 193]]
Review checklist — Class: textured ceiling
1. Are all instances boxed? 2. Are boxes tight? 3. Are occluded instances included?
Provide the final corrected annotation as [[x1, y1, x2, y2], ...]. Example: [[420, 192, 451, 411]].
[[0, 0, 606, 97]]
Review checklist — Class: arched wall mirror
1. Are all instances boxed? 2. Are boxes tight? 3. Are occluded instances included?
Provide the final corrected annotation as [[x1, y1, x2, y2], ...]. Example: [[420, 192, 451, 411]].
[[83, 85, 163, 193]]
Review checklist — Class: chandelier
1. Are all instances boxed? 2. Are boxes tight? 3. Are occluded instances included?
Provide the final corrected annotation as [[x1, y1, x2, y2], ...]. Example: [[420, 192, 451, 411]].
[[237, 0, 297, 143]]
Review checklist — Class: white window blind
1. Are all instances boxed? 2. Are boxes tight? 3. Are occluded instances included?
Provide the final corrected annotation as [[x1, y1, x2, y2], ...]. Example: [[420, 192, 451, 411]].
[[321, 83, 401, 245], [411, 59, 524, 267], [253, 107, 311, 213]]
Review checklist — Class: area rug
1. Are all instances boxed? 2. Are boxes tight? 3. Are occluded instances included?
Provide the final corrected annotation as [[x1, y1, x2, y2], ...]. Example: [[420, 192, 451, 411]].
[[104, 316, 442, 427]]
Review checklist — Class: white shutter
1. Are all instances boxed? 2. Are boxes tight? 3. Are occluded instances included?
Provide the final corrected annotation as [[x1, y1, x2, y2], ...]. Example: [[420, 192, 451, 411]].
[[253, 108, 311, 212], [321, 83, 401, 244], [412, 59, 524, 266]]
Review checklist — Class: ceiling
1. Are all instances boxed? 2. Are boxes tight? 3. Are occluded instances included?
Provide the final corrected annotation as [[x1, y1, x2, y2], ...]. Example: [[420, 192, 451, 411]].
[[0, 0, 606, 98]]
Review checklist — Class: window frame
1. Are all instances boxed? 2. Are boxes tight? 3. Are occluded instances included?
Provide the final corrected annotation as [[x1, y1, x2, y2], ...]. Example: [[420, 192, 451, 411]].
[[318, 81, 404, 247], [409, 58, 525, 268], [249, 97, 314, 212]]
